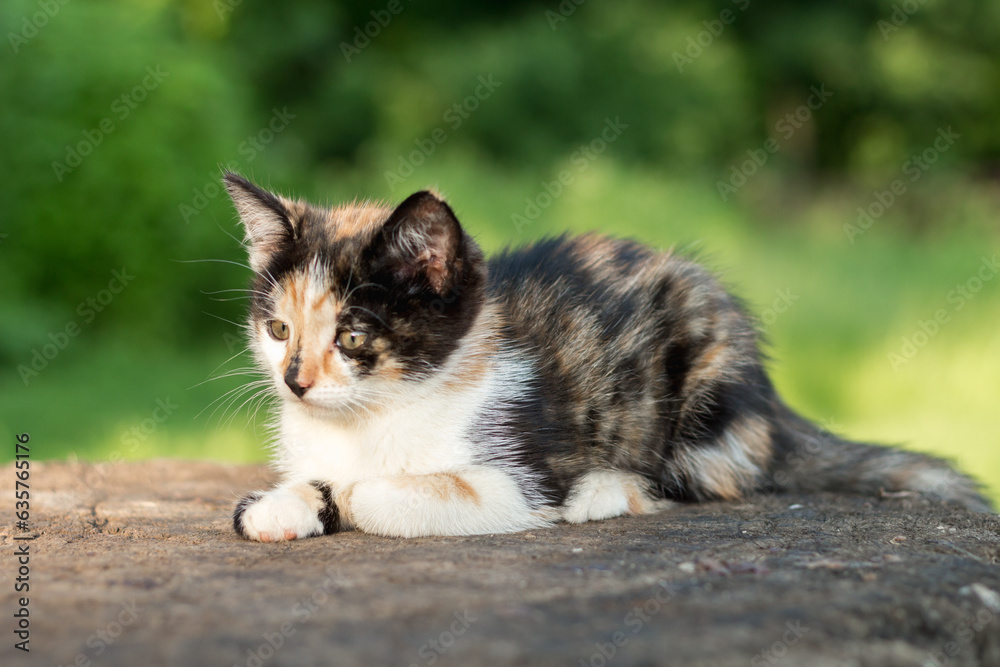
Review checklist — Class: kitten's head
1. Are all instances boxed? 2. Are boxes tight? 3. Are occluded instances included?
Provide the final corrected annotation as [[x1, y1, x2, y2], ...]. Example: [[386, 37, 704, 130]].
[[223, 173, 486, 418]]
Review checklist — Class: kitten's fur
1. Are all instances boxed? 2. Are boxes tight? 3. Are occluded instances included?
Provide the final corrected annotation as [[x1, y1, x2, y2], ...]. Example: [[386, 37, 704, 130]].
[[223, 173, 991, 541]]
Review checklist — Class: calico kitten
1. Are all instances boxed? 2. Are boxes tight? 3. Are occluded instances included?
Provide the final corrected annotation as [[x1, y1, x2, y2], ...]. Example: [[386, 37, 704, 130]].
[[223, 173, 991, 541]]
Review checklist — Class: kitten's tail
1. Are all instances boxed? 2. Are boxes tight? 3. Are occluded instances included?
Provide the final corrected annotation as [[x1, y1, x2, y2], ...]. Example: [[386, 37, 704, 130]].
[[765, 403, 993, 513]]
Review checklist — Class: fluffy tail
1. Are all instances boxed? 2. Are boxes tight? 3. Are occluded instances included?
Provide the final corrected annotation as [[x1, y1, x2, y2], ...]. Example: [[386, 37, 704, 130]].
[[765, 403, 993, 513]]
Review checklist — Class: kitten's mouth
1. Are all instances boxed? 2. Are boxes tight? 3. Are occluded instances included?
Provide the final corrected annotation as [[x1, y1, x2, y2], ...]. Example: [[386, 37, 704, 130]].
[[291, 389, 355, 412]]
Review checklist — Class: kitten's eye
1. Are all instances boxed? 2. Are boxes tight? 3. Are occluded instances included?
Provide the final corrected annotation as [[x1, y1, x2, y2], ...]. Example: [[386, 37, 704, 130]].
[[337, 331, 368, 355], [267, 320, 289, 341]]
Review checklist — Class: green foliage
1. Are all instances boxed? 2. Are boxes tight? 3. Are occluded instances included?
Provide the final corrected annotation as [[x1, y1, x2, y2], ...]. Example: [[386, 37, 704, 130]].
[[0, 0, 255, 357]]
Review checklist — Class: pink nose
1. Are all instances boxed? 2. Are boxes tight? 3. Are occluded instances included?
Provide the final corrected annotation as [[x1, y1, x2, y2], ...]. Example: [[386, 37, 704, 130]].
[[284, 372, 313, 398]]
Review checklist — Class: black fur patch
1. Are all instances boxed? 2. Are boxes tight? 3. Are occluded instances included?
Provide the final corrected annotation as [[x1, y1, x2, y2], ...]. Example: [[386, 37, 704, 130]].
[[233, 491, 264, 539], [309, 481, 341, 535], [470, 362, 572, 507], [488, 235, 776, 500]]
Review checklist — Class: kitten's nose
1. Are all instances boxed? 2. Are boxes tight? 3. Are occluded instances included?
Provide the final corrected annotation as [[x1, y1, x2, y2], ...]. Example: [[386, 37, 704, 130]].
[[284, 370, 313, 398]]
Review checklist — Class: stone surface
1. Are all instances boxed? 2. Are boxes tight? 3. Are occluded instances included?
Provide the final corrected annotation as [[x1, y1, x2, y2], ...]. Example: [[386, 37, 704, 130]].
[[1, 460, 999, 667]]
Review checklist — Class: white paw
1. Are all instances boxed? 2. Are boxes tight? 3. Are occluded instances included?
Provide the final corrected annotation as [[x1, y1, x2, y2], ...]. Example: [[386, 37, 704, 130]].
[[561, 470, 672, 523], [236, 489, 324, 542]]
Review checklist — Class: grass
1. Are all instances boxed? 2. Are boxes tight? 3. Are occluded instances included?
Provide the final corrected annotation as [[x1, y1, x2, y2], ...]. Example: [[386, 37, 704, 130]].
[[0, 342, 269, 464], [2, 158, 997, 505]]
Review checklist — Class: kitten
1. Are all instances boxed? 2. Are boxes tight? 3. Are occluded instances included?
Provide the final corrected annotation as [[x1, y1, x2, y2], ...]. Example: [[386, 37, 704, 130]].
[[223, 173, 991, 541]]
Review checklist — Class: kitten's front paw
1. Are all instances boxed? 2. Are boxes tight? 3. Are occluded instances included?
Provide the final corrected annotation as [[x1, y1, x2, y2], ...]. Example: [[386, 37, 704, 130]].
[[233, 488, 324, 542]]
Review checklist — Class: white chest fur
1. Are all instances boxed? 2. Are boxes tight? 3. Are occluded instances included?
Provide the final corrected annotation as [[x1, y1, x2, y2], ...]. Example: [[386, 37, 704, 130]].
[[277, 367, 492, 488]]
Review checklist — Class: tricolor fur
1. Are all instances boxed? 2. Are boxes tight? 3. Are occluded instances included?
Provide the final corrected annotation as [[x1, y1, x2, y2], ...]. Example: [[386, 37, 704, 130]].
[[223, 173, 992, 542]]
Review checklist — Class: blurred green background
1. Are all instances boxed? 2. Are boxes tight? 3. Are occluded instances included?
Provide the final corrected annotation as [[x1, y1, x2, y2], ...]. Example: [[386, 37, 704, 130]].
[[1, 0, 997, 503]]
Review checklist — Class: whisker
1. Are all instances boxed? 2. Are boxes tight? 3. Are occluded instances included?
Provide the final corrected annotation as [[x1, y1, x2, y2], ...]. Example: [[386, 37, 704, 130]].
[[192, 350, 253, 388], [190, 369, 260, 388], [202, 311, 245, 328], [238, 389, 279, 431], [343, 280, 387, 302], [225, 385, 278, 429], [216, 221, 249, 249], [173, 257, 282, 292], [196, 380, 270, 421], [342, 305, 394, 331], [212, 384, 271, 426], [200, 288, 265, 295], [245, 389, 277, 426], [172, 257, 254, 271]]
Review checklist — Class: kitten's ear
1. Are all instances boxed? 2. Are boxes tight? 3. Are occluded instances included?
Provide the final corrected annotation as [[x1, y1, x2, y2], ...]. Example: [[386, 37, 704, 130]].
[[223, 172, 294, 272], [375, 191, 465, 295]]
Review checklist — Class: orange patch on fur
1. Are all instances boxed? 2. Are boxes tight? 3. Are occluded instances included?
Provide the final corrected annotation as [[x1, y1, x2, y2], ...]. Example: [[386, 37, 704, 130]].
[[442, 473, 479, 503], [437, 305, 500, 393], [291, 482, 325, 513], [296, 358, 319, 387], [439, 346, 491, 392], [375, 359, 406, 381], [335, 483, 356, 513], [276, 269, 354, 388], [311, 293, 329, 313], [318, 346, 350, 386], [328, 203, 392, 242], [680, 416, 773, 501], [625, 485, 645, 515], [699, 463, 742, 500], [570, 234, 619, 263], [689, 342, 729, 386], [731, 415, 773, 468], [392, 473, 480, 505], [280, 198, 311, 225]]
